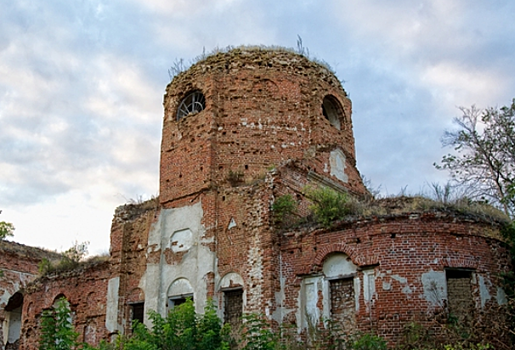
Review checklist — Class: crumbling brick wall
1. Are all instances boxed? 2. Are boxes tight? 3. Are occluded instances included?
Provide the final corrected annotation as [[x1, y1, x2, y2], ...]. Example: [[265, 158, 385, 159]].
[[279, 211, 512, 347], [20, 263, 111, 349], [160, 48, 367, 205], [0, 241, 61, 350]]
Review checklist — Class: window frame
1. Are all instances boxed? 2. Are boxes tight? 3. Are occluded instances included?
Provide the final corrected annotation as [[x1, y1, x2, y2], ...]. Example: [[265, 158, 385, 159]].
[[176, 91, 206, 121]]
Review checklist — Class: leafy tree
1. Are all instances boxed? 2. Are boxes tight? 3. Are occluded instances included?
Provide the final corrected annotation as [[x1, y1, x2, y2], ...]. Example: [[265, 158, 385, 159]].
[[39, 297, 79, 350], [435, 99, 515, 218], [0, 210, 15, 240], [0, 210, 14, 277], [436, 99, 515, 344]]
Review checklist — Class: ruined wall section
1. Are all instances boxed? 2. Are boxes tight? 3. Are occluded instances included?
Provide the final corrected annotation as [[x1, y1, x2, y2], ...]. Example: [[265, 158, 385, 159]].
[[279, 214, 511, 347], [0, 242, 61, 350], [144, 199, 216, 319], [161, 74, 216, 204], [21, 263, 111, 349], [214, 179, 280, 318], [109, 201, 159, 334]]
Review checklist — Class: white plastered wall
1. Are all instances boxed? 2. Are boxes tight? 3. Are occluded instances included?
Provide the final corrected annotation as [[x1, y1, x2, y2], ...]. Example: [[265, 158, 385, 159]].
[[142, 201, 215, 325], [295, 253, 360, 330]]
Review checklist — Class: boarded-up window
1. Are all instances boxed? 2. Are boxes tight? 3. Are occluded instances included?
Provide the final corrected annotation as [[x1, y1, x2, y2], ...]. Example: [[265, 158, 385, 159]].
[[224, 289, 243, 326], [329, 278, 356, 330], [446, 270, 474, 326]]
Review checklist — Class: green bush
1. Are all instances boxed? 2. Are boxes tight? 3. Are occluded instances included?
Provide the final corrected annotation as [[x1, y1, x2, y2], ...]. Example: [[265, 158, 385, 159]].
[[271, 194, 298, 226], [305, 186, 352, 227], [351, 333, 387, 350], [39, 297, 79, 350], [38, 241, 89, 275], [238, 313, 280, 350], [89, 299, 229, 350]]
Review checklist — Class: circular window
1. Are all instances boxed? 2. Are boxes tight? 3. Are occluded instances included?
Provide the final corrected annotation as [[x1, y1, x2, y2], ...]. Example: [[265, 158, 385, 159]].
[[322, 96, 343, 130], [176, 91, 205, 121]]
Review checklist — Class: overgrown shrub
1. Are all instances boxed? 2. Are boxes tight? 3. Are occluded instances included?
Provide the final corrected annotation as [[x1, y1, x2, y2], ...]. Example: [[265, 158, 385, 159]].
[[239, 313, 279, 350], [39, 241, 89, 275], [351, 333, 387, 350], [500, 221, 515, 343], [304, 186, 352, 227], [39, 297, 79, 350], [90, 299, 230, 350], [271, 194, 298, 226], [227, 169, 244, 186]]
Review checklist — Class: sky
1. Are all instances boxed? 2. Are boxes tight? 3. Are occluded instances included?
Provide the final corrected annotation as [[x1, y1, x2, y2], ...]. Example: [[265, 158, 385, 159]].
[[1, 0, 514, 255]]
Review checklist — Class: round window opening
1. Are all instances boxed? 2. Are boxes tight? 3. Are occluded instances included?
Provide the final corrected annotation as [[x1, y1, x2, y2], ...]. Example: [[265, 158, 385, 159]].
[[322, 96, 343, 130], [177, 91, 205, 121]]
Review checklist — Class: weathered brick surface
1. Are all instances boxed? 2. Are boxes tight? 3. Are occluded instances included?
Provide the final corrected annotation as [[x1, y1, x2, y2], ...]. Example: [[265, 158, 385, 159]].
[[446, 271, 474, 326], [279, 211, 511, 346], [160, 48, 366, 205], [330, 278, 356, 331], [0, 242, 61, 350], [21, 263, 111, 349]]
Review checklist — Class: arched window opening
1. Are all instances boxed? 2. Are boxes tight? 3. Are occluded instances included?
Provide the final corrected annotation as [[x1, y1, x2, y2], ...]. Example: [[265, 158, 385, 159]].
[[167, 278, 194, 311], [5, 292, 23, 349], [323, 254, 358, 331], [40, 297, 74, 350], [177, 91, 205, 121], [219, 272, 245, 327], [322, 95, 344, 130]]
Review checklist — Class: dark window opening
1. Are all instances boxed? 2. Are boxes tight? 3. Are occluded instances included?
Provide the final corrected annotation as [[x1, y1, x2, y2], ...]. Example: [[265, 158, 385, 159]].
[[131, 302, 144, 328], [322, 96, 343, 130], [177, 91, 205, 121], [224, 289, 243, 326], [168, 295, 193, 311]]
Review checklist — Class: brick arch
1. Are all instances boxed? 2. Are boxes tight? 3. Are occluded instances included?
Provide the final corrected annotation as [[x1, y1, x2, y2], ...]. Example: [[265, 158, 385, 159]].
[[83, 318, 98, 344], [51, 293, 70, 307], [310, 242, 377, 274], [442, 257, 478, 270]]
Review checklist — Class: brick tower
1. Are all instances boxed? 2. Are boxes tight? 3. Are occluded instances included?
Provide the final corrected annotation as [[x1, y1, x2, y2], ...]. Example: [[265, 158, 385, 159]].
[[155, 47, 368, 320], [160, 47, 367, 205]]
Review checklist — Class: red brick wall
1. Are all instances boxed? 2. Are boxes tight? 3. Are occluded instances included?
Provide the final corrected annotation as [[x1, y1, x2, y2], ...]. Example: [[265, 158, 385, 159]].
[[20, 263, 111, 349], [160, 48, 367, 205], [280, 213, 511, 346], [0, 242, 61, 349], [10, 48, 512, 350]]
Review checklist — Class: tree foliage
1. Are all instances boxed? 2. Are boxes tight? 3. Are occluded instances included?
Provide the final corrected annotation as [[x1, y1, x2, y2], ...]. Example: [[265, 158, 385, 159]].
[[271, 194, 298, 226], [98, 299, 230, 350], [435, 99, 515, 218], [39, 297, 79, 350], [0, 210, 15, 240], [0, 210, 14, 277]]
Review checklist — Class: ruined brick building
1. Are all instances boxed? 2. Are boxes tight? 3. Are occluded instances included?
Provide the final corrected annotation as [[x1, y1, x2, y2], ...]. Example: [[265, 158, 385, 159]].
[[1, 48, 512, 349]]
